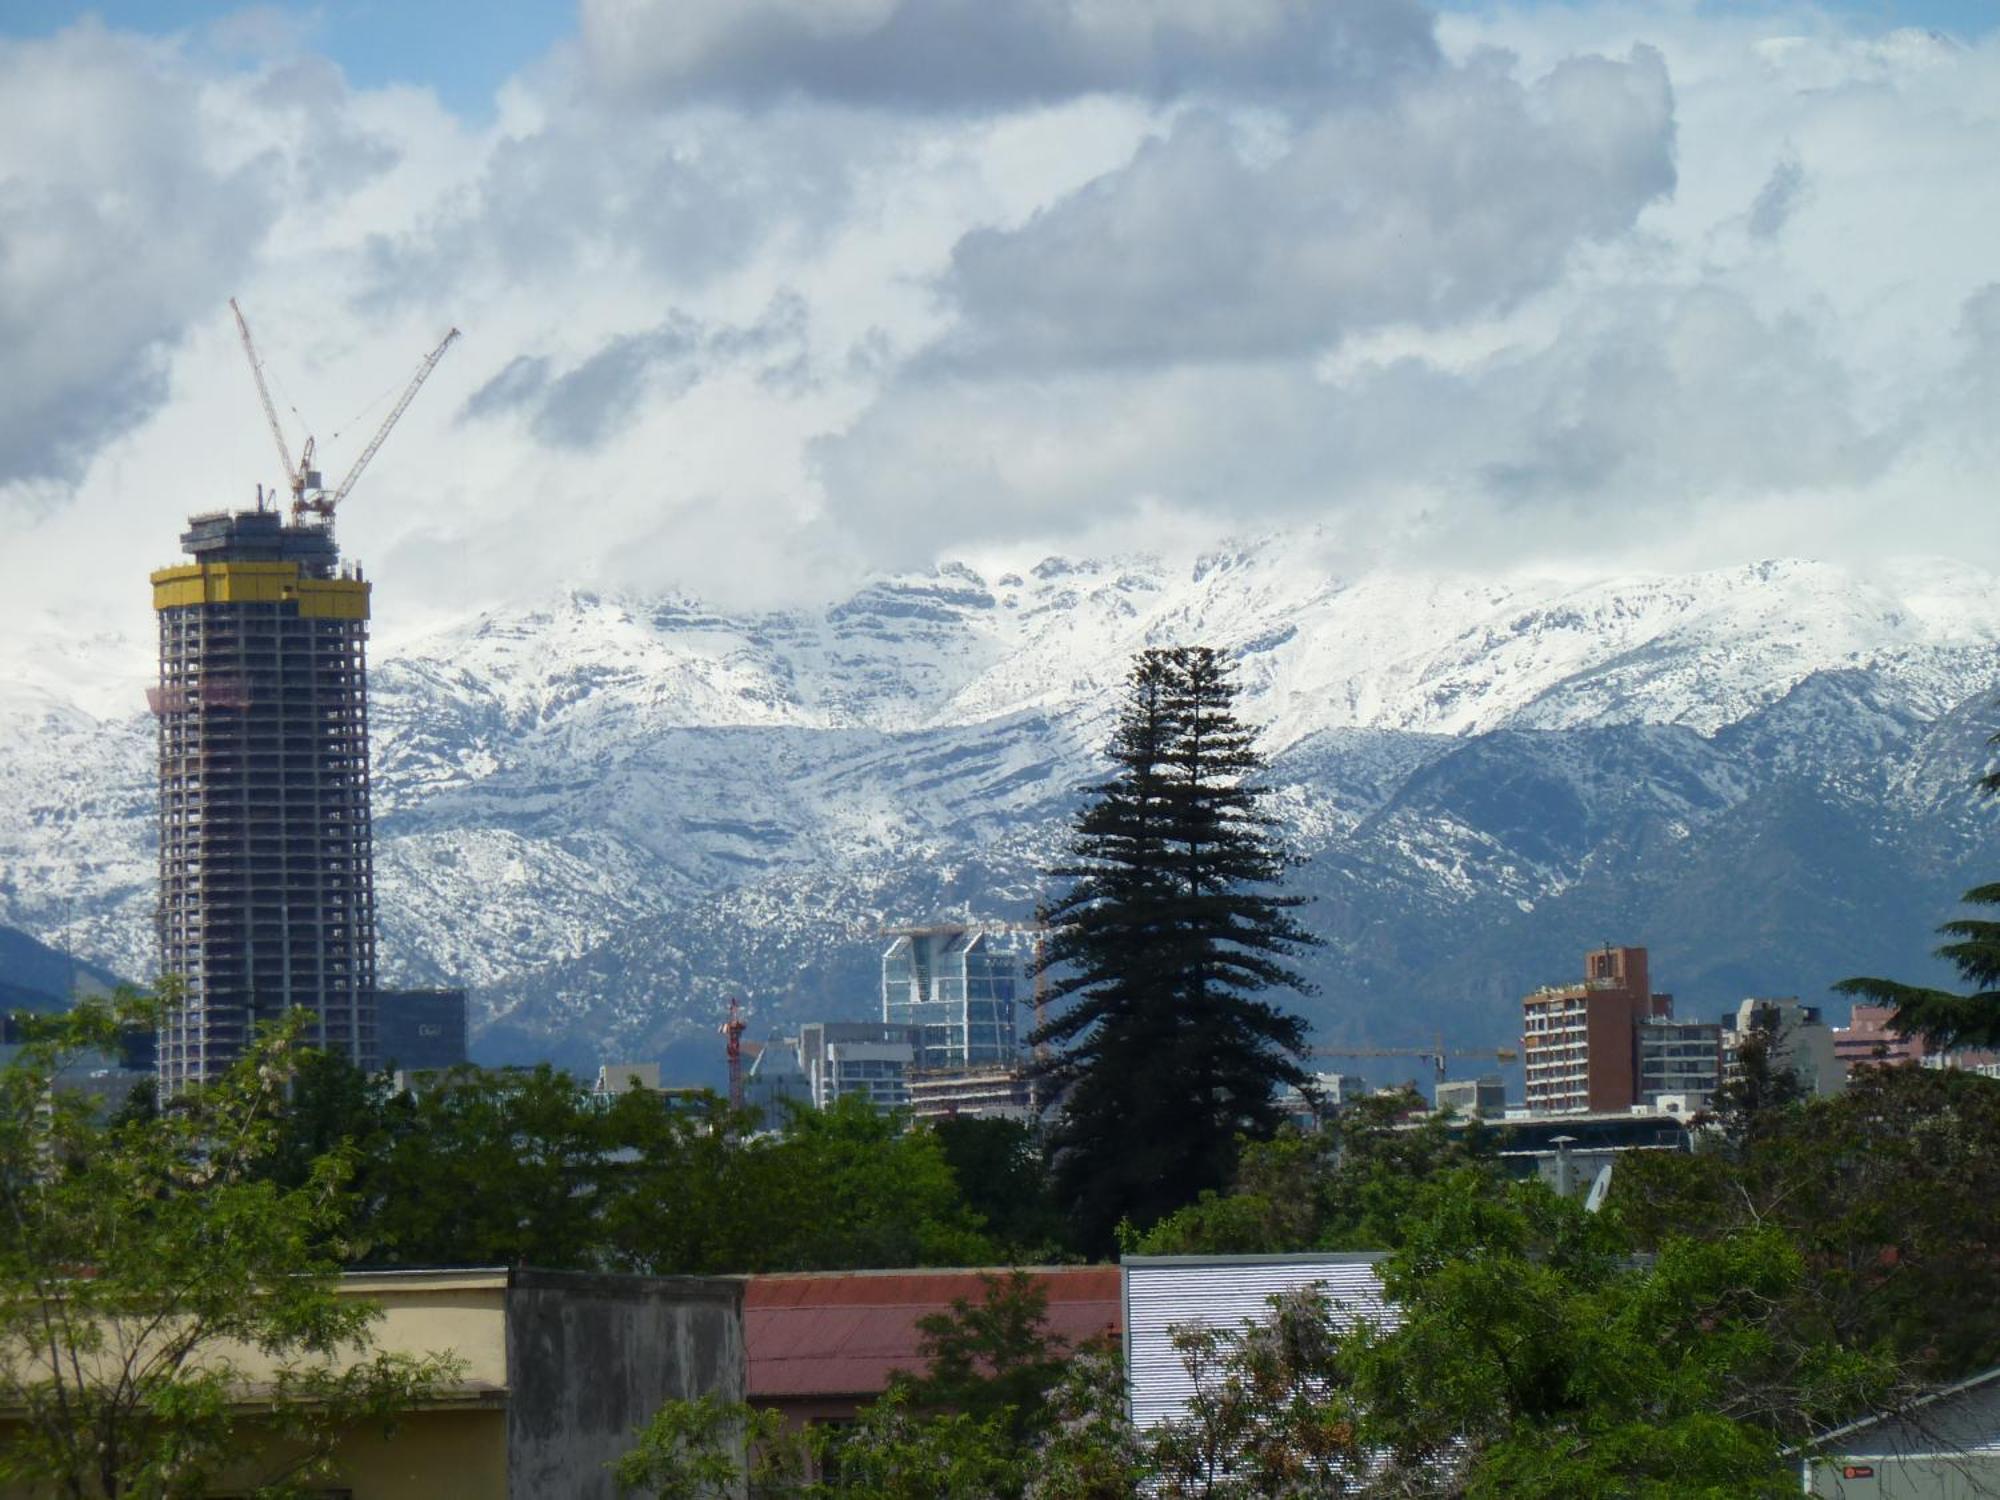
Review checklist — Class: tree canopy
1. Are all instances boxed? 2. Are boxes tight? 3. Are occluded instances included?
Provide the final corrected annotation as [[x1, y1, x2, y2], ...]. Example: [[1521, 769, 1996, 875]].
[[0, 991, 454, 1500]]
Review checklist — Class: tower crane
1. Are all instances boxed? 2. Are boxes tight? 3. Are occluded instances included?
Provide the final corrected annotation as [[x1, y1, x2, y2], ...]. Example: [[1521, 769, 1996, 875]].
[[721, 996, 748, 1113], [230, 297, 308, 507], [227, 297, 460, 533], [1308, 1037, 1519, 1090]]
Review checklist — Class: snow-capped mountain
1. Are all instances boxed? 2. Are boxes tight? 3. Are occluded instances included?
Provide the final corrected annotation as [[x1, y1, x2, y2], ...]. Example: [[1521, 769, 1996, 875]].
[[3, 539, 1998, 1076]]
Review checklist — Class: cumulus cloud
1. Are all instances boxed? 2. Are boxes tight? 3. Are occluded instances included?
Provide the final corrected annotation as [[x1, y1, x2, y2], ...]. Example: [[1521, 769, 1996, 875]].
[[580, 0, 1440, 108], [813, 284, 1890, 567], [0, 24, 279, 485], [938, 46, 1675, 366], [6, 3, 2000, 639]]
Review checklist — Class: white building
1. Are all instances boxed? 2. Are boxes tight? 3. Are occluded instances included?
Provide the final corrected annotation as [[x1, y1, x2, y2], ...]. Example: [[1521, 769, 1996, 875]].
[[796, 1021, 916, 1111], [1123, 1253, 1391, 1437]]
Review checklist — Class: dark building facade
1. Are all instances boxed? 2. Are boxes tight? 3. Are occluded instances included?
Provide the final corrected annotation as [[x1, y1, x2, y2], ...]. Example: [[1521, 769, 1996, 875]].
[[376, 987, 469, 1073], [151, 508, 376, 1091]]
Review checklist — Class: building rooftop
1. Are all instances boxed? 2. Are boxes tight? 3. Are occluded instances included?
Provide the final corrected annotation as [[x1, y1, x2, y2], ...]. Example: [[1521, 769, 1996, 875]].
[[744, 1266, 1121, 1400]]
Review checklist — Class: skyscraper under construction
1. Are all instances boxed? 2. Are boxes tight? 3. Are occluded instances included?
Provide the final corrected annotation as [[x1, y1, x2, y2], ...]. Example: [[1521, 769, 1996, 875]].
[[148, 300, 458, 1093], [151, 507, 377, 1091]]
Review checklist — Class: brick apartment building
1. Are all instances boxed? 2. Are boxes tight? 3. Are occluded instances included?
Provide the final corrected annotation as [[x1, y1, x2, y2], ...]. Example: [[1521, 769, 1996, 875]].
[[1522, 946, 1720, 1114]]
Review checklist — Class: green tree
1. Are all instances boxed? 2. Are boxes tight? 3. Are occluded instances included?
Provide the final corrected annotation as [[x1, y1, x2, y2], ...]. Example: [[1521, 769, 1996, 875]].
[[0, 991, 456, 1499], [1024, 1348, 1145, 1500], [897, 1271, 1081, 1448], [1035, 646, 1320, 1252], [744, 1095, 995, 1272], [1134, 1093, 1495, 1256], [362, 1062, 619, 1268], [1144, 1172, 1893, 1499], [1619, 1063, 2000, 1379], [818, 1387, 1028, 1500], [929, 1117, 1065, 1260], [610, 1394, 809, 1499]]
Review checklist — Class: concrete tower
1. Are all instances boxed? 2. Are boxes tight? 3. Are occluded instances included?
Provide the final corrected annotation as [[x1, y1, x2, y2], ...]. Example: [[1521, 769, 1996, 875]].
[[150, 507, 375, 1091]]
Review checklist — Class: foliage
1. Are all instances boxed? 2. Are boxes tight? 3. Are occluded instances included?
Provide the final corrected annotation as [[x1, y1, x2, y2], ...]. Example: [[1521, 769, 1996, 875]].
[[1023, 1348, 1146, 1500], [898, 1271, 1080, 1447], [1342, 1171, 1889, 1497], [611, 1394, 808, 1499], [261, 1061, 995, 1275], [1133, 1093, 1496, 1256], [1144, 1171, 1893, 1499], [746, 1096, 994, 1272], [1146, 1286, 1369, 1498], [1618, 1063, 2000, 1379], [1836, 880, 2000, 1050], [0, 989, 457, 1500], [818, 1386, 1029, 1500], [930, 1117, 1066, 1260], [1034, 646, 1320, 1253]]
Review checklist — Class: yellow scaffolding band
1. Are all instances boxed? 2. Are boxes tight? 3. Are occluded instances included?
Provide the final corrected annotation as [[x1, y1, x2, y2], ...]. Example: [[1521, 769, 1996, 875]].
[[151, 562, 370, 620]]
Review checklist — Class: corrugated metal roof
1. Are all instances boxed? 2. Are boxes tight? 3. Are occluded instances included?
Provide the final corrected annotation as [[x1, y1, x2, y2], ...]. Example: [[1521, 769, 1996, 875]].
[[1123, 1255, 1391, 1434], [746, 1266, 1122, 1399]]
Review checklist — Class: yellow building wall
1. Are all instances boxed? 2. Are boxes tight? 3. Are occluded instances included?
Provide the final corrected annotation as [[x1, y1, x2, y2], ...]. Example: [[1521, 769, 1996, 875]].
[[205, 1405, 511, 1498], [1, 1274, 512, 1499]]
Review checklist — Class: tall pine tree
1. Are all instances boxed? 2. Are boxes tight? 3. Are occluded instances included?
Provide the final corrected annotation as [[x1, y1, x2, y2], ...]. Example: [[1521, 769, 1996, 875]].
[[1033, 647, 1319, 1253]]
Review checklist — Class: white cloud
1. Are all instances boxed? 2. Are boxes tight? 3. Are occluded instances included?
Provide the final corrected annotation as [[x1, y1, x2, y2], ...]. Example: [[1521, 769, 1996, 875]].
[[3, 2, 2000, 651], [0, 24, 280, 486]]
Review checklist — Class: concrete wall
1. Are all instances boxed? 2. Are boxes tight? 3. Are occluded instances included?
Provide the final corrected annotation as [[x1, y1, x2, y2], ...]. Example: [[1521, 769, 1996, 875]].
[[505, 1269, 745, 1500]]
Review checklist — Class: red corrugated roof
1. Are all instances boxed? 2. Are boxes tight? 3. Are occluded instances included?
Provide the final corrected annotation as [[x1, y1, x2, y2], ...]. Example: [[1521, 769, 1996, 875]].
[[746, 1266, 1122, 1399]]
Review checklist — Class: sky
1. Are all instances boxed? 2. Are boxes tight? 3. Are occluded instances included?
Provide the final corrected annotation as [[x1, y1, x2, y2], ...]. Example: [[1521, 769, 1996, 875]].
[[4, 0, 2000, 645]]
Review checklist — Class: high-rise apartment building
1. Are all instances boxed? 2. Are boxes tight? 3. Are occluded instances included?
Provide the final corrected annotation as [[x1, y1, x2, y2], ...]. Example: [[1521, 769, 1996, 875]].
[[1521, 945, 1673, 1114], [151, 508, 376, 1092], [880, 925, 1032, 1072]]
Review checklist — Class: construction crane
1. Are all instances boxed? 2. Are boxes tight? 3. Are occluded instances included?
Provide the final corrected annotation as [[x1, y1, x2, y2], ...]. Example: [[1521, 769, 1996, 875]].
[[227, 297, 460, 532], [1308, 1038, 1520, 1090], [721, 997, 748, 1112], [230, 297, 310, 508]]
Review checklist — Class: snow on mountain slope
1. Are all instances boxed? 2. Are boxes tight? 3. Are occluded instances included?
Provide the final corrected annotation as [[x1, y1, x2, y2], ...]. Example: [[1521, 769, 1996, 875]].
[[2, 541, 1997, 1065]]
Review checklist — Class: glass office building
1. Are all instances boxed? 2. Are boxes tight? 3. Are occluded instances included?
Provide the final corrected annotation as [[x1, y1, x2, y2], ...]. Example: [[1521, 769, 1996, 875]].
[[880, 926, 1032, 1072]]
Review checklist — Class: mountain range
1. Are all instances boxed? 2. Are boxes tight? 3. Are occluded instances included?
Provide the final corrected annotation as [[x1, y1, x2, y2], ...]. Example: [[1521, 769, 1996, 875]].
[[3, 538, 1997, 1084]]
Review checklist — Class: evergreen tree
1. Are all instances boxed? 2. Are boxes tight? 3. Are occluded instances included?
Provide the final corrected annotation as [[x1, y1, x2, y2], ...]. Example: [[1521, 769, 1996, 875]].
[[1033, 646, 1319, 1253]]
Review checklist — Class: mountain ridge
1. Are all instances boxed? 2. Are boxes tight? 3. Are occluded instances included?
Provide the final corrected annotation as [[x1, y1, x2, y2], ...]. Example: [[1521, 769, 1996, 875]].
[[2, 543, 1996, 1076]]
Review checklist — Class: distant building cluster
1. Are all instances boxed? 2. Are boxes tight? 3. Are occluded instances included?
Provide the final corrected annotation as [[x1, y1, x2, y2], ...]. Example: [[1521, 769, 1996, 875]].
[[740, 925, 1040, 1124]]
